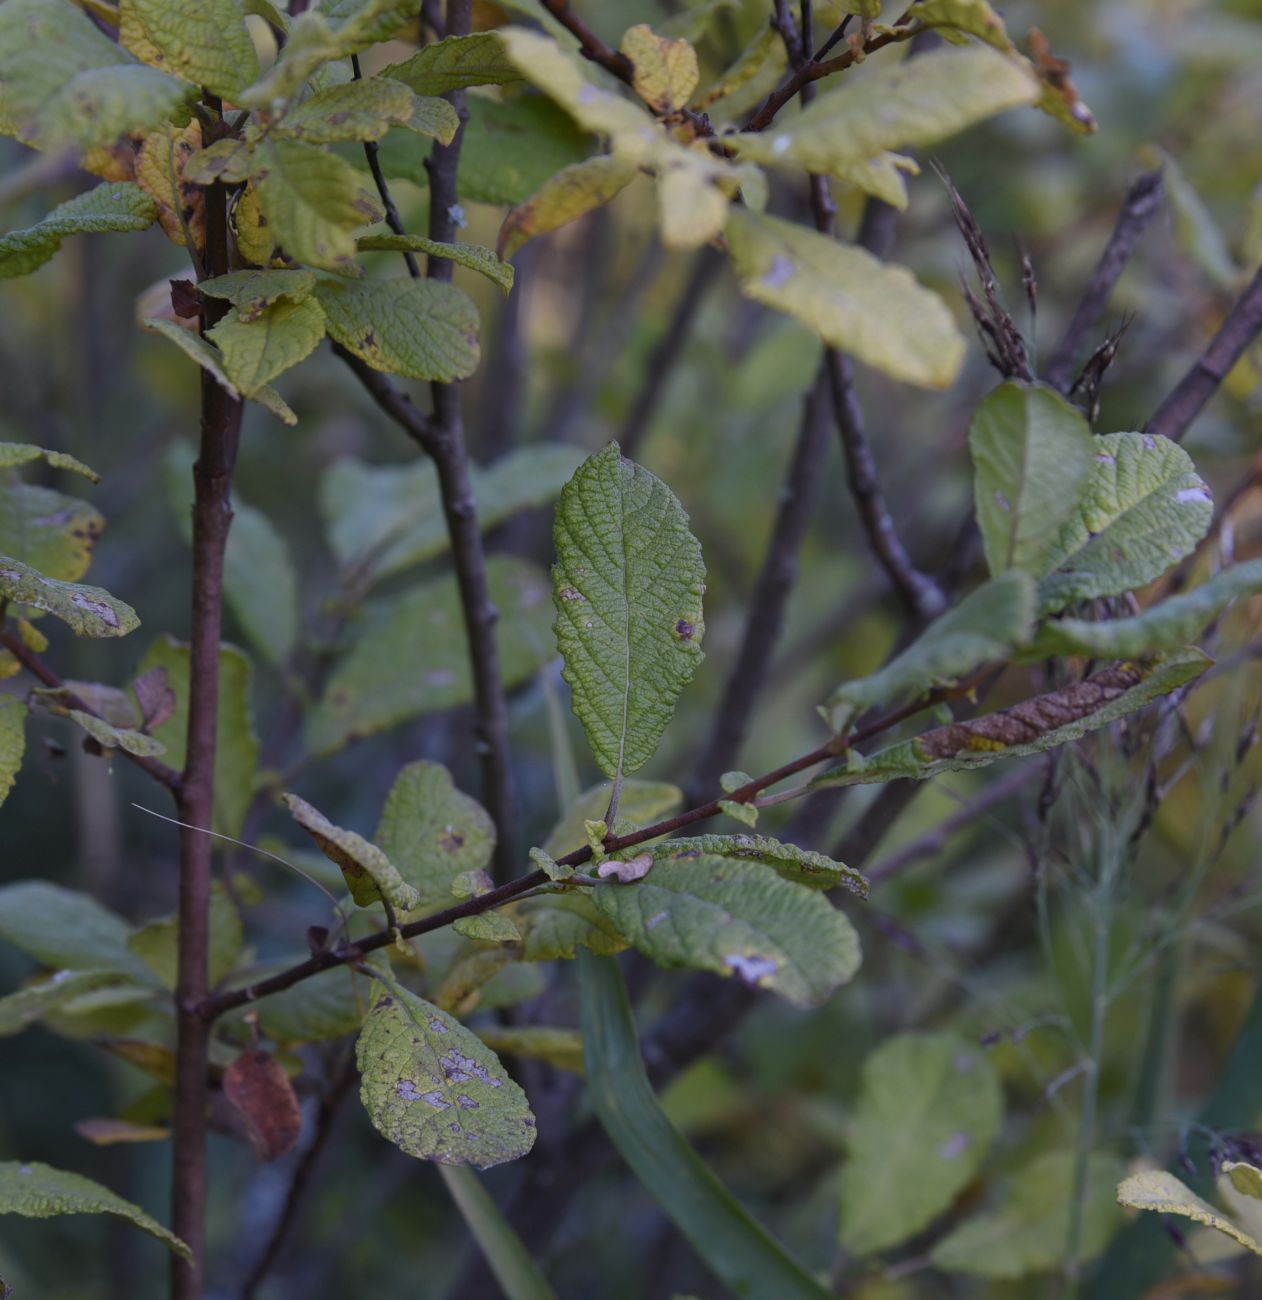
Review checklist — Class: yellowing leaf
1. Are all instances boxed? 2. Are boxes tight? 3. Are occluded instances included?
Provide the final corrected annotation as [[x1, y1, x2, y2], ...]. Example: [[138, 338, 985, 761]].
[[0, 479, 102, 583], [124, 0, 259, 98], [725, 208, 965, 390], [657, 151, 730, 250], [183, 136, 255, 185], [498, 155, 638, 259], [0, 696, 24, 808], [199, 268, 317, 321], [275, 77, 417, 144], [232, 182, 275, 265], [135, 121, 205, 251], [384, 32, 523, 95], [1116, 1170, 1262, 1255], [0, 557, 139, 638], [910, 0, 1014, 50], [208, 296, 326, 395], [0, 443, 98, 482], [620, 23, 700, 113]]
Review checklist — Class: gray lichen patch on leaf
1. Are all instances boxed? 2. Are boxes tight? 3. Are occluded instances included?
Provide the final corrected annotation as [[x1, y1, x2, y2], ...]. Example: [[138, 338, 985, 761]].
[[356, 984, 536, 1168]]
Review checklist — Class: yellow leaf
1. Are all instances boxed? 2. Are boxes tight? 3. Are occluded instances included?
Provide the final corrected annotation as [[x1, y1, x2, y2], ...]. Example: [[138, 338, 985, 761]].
[[498, 155, 638, 259], [1116, 1170, 1262, 1257], [135, 121, 205, 251], [619, 23, 699, 113]]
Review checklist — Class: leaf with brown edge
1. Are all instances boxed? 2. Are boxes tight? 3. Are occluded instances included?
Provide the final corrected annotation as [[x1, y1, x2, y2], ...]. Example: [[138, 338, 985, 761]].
[[620, 24, 700, 113], [134, 121, 205, 252], [223, 1050, 303, 1161], [498, 155, 638, 260]]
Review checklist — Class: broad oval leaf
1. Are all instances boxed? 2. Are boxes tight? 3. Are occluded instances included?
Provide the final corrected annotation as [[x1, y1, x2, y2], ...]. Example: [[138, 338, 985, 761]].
[[357, 981, 537, 1168], [620, 24, 699, 113], [725, 207, 965, 390], [1037, 432, 1213, 613], [970, 382, 1096, 577], [593, 854, 861, 1007], [125, 0, 259, 98], [654, 835, 867, 894], [0, 479, 102, 583], [374, 762, 496, 908], [127, 882, 243, 991], [824, 572, 1036, 733], [0, 881, 149, 979], [0, 557, 139, 637], [839, 1032, 1003, 1256], [275, 77, 417, 144], [0, 1160, 189, 1259], [384, 32, 524, 95], [552, 444, 705, 780], [0, 183, 158, 279], [0, 969, 132, 1037], [207, 296, 326, 396], [315, 277, 480, 381], [200, 269, 318, 321]]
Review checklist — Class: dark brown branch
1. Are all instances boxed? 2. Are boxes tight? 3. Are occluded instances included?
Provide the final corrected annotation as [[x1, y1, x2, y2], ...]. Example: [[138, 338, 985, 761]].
[[539, 0, 634, 83], [1145, 265, 1262, 443], [172, 133, 245, 1300], [352, 53, 419, 279], [0, 631, 181, 791], [1042, 170, 1164, 393], [690, 369, 832, 798], [240, 1054, 358, 1300]]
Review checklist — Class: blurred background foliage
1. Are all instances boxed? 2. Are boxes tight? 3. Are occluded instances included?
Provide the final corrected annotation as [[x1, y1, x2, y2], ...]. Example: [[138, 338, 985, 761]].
[[3, 0, 1262, 1296]]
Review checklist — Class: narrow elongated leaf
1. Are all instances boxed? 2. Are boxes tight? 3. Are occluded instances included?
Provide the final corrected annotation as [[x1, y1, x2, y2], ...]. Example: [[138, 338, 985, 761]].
[[439, 1166, 560, 1300], [725, 207, 965, 390], [208, 297, 326, 395], [0, 443, 98, 482], [306, 557, 552, 756], [728, 45, 1036, 177], [839, 1033, 1003, 1255], [355, 234, 514, 295], [1031, 558, 1262, 658], [498, 155, 638, 259], [824, 573, 1036, 733], [373, 762, 495, 907], [553, 444, 705, 780], [200, 269, 317, 321], [254, 139, 382, 274], [315, 277, 480, 381], [0, 1161, 189, 1260], [137, 637, 259, 837], [0, 183, 158, 279], [356, 980, 536, 1167], [0, 882, 149, 980], [654, 835, 866, 893], [579, 951, 832, 1299], [64, 709, 166, 757], [1115, 1170, 1262, 1257], [126, 0, 259, 98], [814, 651, 1210, 788], [284, 793, 420, 912], [594, 854, 861, 1007], [0, 479, 102, 583], [0, 970, 128, 1037], [970, 382, 1096, 577], [932, 1152, 1121, 1277], [1037, 432, 1213, 613], [384, 32, 524, 95], [0, 696, 24, 807], [0, 557, 139, 637], [320, 445, 583, 585], [276, 78, 417, 143], [141, 318, 238, 396]]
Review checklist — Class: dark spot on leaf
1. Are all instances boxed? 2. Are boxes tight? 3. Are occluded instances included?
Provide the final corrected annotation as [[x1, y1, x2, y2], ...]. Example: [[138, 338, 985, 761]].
[[674, 619, 695, 641]]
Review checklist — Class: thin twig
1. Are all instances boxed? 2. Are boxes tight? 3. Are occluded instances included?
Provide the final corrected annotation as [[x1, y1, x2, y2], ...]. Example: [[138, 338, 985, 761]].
[[1145, 266, 1262, 443], [539, 0, 634, 83], [172, 105, 245, 1300], [1042, 170, 1164, 393], [0, 631, 182, 790], [352, 53, 419, 278]]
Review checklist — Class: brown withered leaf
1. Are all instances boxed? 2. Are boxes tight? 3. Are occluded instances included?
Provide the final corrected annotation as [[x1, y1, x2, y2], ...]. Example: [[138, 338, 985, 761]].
[[1029, 27, 1096, 134], [917, 664, 1145, 760], [135, 122, 206, 254], [133, 665, 177, 729], [168, 280, 201, 321], [223, 1050, 303, 1162]]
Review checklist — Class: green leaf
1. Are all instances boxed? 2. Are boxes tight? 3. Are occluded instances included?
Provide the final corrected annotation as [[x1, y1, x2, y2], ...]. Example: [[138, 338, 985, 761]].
[[0, 970, 132, 1037], [252, 965, 368, 1045], [814, 651, 1210, 789], [910, 0, 1014, 49], [141, 318, 239, 397], [1037, 432, 1213, 613], [519, 893, 628, 961], [0, 696, 23, 807], [126, 883, 243, 991], [838, 1032, 1003, 1255], [316, 0, 415, 51], [320, 444, 583, 586], [356, 978, 537, 1167], [594, 853, 861, 1007], [0, 882, 150, 980], [579, 951, 832, 1299], [0, 478, 102, 583], [182, 135, 256, 185], [254, 139, 382, 274], [970, 382, 1096, 578], [125, 0, 259, 98], [374, 762, 496, 908], [0, 1161, 189, 1260], [455, 94, 592, 207], [498, 155, 639, 260], [275, 77, 419, 143], [1030, 558, 1262, 659], [0, 557, 139, 637], [356, 233, 514, 294], [1152, 147, 1239, 293], [653, 835, 867, 894], [0, 0, 195, 151], [824, 573, 1036, 733], [932, 1152, 1122, 1277], [725, 208, 965, 390], [283, 792, 420, 912], [552, 444, 705, 780], [136, 636, 259, 837], [307, 557, 552, 756], [199, 269, 318, 321], [439, 1167, 560, 1300], [0, 442, 99, 482], [1224, 1161, 1262, 1201], [543, 779, 683, 856], [453, 912, 521, 943], [727, 44, 1035, 177], [208, 297, 326, 395], [0, 183, 158, 279], [64, 709, 166, 758], [384, 32, 525, 95], [620, 24, 699, 113], [315, 276, 480, 380], [476, 1025, 584, 1074]]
